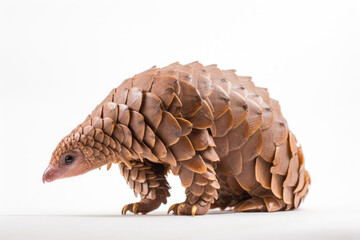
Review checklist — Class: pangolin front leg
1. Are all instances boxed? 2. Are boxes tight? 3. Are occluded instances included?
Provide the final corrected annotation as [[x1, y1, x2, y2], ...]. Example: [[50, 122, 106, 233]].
[[120, 161, 170, 215], [168, 160, 220, 216]]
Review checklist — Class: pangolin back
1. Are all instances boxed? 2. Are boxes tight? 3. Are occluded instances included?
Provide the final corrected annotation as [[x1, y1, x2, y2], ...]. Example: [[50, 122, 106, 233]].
[[64, 61, 310, 214]]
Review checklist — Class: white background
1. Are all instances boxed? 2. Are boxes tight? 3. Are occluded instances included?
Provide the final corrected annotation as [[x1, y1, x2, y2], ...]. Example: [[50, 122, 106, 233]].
[[1, 0, 360, 239]]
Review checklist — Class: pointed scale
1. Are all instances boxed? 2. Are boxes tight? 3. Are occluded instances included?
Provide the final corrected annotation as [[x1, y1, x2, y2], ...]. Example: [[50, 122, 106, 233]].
[[140, 92, 163, 130], [169, 136, 195, 161], [270, 140, 291, 176], [283, 154, 300, 187], [229, 90, 248, 129], [103, 102, 118, 122], [241, 128, 263, 163], [187, 100, 214, 129], [117, 104, 130, 126], [167, 94, 182, 117], [235, 160, 259, 192], [126, 87, 143, 112], [132, 67, 158, 92], [207, 84, 231, 120], [255, 156, 272, 189], [179, 80, 202, 118], [114, 82, 130, 104], [143, 125, 156, 148], [178, 166, 194, 188], [213, 135, 229, 158], [128, 111, 145, 142], [176, 117, 193, 136], [151, 75, 179, 109], [181, 154, 207, 174], [212, 109, 234, 137], [156, 111, 182, 146], [188, 128, 211, 151], [227, 119, 250, 151], [246, 98, 263, 136]]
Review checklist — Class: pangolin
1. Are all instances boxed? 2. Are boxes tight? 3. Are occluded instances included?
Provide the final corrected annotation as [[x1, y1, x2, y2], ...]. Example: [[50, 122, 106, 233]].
[[43, 61, 310, 216]]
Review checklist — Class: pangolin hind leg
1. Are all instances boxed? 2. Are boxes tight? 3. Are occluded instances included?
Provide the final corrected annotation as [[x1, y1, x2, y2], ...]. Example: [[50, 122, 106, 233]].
[[168, 160, 220, 216], [120, 161, 170, 215], [211, 174, 251, 210], [230, 135, 311, 212], [214, 175, 287, 212]]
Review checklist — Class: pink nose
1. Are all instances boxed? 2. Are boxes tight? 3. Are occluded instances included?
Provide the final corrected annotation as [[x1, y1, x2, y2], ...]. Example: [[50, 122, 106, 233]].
[[42, 165, 58, 183]]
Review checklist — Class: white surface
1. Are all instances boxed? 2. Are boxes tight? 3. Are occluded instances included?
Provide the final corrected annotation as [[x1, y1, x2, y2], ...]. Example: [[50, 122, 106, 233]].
[[1, 208, 359, 240], [0, 0, 360, 239]]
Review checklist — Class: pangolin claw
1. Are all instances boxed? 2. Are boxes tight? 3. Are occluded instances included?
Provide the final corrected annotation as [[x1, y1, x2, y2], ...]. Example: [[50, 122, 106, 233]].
[[132, 203, 139, 215], [167, 203, 177, 215], [167, 202, 211, 215], [177, 203, 185, 215], [167, 203, 185, 215], [191, 206, 198, 217], [121, 204, 130, 215], [122, 203, 140, 215], [168, 203, 198, 216]]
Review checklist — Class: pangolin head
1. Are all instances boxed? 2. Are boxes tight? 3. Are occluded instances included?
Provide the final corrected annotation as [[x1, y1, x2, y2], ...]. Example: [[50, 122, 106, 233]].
[[43, 101, 133, 183], [42, 124, 115, 183]]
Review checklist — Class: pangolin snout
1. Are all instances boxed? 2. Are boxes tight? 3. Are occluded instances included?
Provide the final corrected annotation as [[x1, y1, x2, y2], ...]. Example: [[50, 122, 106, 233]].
[[42, 165, 59, 183]]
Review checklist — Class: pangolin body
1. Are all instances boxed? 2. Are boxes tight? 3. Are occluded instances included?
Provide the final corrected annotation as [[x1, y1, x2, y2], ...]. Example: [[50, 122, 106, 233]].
[[44, 61, 310, 215]]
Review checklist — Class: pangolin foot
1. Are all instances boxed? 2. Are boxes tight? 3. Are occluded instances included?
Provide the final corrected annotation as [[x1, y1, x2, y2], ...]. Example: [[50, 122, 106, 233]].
[[122, 196, 164, 215], [233, 197, 268, 212], [167, 202, 210, 216], [122, 203, 142, 215]]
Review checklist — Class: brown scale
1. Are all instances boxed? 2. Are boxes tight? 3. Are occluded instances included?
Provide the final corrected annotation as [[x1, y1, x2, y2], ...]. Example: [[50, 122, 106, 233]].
[[45, 61, 310, 216]]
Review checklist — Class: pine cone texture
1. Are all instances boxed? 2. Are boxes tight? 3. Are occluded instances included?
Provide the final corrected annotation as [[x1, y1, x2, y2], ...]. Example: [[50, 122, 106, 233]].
[[53, 61, 310, 214]]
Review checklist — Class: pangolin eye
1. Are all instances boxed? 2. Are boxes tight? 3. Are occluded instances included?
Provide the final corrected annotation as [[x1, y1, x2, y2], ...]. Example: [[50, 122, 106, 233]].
[[64, 155, 74, 164]]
